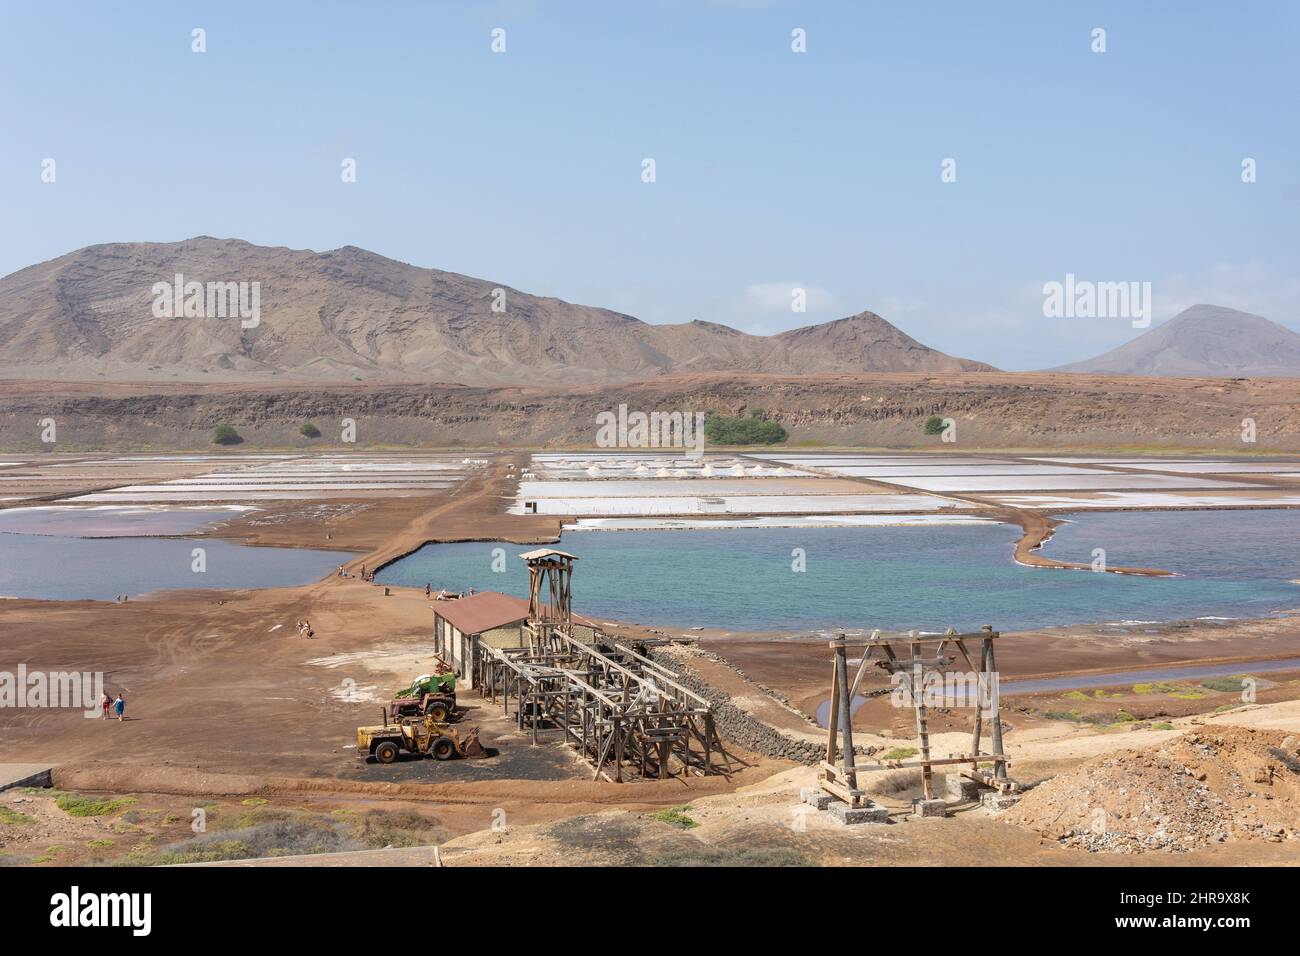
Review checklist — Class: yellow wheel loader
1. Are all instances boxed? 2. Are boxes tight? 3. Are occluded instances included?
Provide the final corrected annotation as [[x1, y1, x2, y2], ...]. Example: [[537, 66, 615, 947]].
[[357, 709, 488, 764]]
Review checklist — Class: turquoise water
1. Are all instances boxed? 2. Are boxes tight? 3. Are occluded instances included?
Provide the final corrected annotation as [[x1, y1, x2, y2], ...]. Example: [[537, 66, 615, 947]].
[[376, 511, 1300, 631], [0, 533, 353, 600]]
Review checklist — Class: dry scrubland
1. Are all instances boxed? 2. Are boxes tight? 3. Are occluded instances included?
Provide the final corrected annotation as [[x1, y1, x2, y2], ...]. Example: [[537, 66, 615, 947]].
[[4, 372, 1300, 452]]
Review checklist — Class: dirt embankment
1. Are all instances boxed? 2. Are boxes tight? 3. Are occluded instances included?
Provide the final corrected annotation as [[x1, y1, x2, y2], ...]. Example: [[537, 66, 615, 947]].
[[3, 372, 1299, 450], [991, 508, 1175, 577]]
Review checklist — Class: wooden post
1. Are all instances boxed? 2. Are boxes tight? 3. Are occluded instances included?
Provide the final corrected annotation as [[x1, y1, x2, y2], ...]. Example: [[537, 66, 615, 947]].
[[983, 627, 1006, 782], [910, 639, 934, 800], [825, 653, 841, 766], [833, 635, 858, 791]]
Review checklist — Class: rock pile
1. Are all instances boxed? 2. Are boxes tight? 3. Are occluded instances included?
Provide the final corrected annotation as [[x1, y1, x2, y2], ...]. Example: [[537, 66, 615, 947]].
[[1007, 726, 1300, 853]]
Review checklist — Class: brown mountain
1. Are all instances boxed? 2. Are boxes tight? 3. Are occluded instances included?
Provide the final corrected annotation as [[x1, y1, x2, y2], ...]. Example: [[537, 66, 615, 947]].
[[0, 237, 993, 384], [1053, 305, 1300, 377]]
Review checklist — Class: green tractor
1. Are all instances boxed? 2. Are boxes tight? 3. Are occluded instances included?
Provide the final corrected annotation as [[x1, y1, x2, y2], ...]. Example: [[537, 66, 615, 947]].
[[389, 669, 458, 722]]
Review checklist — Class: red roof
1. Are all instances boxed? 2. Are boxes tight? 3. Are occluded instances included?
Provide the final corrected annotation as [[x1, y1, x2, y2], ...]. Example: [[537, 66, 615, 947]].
[[432, 590, 596, 635], [433, 591, 530, 635]]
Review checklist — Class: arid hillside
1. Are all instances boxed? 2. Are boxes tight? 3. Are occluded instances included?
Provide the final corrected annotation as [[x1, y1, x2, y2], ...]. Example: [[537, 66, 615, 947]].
[[2, 371, 1298, 451], [0, 238, 991, 384], [1054, 305, 1300, 378]]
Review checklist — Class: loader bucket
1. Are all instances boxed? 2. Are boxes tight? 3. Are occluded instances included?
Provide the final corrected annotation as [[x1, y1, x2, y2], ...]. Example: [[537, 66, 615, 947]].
[[460, 726, 488, 758]]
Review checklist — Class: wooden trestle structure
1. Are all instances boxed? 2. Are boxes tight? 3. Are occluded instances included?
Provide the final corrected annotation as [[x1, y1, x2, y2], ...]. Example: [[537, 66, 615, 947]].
[[821, 625, 1016, 808], [472, 549, 726, 782]]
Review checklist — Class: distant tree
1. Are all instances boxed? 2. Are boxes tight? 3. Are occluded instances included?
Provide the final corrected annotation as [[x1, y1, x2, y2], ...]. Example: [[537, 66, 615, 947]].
[[299, 422, 322, 438], [212, 424, 243, 445], [704, 414, 788, 446], [923, 415, 945, 435]]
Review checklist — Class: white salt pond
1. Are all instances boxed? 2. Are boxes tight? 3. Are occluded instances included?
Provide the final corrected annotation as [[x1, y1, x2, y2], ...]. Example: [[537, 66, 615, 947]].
[[563, 514, 1003, 531], [811, 464, 1104, 478], [0, 504, 252, 537], [508, 492, 966, 516], [879, 474, 1253, 493], [1025, 459, 1300, 473], [988, 491, 1300, 509], [516, 478, 862, 497]]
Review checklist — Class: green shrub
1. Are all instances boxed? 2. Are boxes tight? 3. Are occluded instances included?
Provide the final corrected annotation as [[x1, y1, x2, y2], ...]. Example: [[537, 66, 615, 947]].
[[651, 805, 699, 829], [702, 414, 787, 446], [1201, 676, 1254, 693], [54, 793, 136, 817], [0, 807, 35, 826], [923, 415, 946, 435], [299, 422, 322, 438], [212, 424, 243, 445], [881, 747, 919, 761]]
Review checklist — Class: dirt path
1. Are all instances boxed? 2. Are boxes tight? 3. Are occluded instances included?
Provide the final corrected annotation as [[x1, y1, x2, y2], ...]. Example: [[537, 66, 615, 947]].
[[359, 455, 561, 572], [990, 507, 1174, 576]]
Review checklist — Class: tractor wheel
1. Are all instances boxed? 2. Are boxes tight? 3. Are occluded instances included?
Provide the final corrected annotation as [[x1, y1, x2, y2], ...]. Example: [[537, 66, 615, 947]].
[[425, 701, 450, 722], [431, 736, 457, 761], [374, 741, 400, 764]]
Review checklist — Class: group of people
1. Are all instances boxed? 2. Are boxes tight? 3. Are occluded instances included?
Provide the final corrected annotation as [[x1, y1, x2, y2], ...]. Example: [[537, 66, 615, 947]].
[[338, 563, 376, 582], [425, 583, 472, 601], [99, 692, 125, 721], [296, 619, 315, 638]]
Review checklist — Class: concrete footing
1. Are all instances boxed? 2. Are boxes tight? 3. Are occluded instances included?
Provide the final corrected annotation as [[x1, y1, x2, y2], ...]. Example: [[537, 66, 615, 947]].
[[945, 774, 983, 801], [981, 791, 1022, 811], [799, 787, 835, 810], [827, 798, 890, 825], [911, 797, 949, 818]]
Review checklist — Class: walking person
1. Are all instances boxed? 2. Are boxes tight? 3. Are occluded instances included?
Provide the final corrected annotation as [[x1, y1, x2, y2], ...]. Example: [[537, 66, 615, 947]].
[[425, 583, 431, 599], [113, 694, 125, 722], [100, 692, 111, 720]]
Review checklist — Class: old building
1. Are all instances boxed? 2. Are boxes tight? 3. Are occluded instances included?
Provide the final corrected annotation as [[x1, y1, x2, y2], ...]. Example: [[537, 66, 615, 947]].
[[432, 590, 596, 688]]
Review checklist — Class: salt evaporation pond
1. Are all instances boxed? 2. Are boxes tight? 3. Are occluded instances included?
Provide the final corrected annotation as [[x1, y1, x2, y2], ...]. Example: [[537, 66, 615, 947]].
[[0, 506, 353, 599], [377, 511, 1300, 632]]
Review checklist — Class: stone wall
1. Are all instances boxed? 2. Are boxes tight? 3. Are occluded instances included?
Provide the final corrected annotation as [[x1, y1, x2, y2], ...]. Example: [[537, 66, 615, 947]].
[[651, 648, 876, 766]]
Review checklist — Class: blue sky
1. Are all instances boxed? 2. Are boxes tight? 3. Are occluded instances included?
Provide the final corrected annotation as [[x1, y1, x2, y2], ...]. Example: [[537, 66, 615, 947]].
[[2, 0, 1296, 369]]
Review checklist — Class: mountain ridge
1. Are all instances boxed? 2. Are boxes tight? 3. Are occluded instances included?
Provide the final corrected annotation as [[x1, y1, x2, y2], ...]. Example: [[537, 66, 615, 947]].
[[0, 237, 994, 385]]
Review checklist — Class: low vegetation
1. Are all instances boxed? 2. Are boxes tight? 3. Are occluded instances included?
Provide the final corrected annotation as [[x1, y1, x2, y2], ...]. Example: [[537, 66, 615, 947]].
[[651, 805, 699, 829], [654, 846, 811, 867], [211, 423, 243, 445], [880, 746, 919, 761], [923, 415, 946, 435], [298, 422, 322, 438], [54, 792, 136, 817], [1133, 682, 1207, 700], [1200, 676, 1255, 693], [110, 806, 446, 866], [702, 414, 787, 446], [0, 807, 35, 826]]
